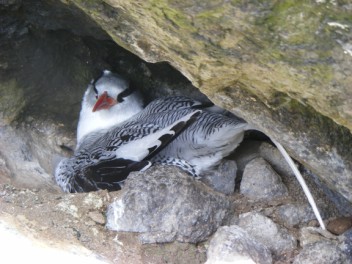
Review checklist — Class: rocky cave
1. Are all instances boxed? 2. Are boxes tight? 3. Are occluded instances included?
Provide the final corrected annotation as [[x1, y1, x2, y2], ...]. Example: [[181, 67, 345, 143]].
[[1, 1, 352, 263]]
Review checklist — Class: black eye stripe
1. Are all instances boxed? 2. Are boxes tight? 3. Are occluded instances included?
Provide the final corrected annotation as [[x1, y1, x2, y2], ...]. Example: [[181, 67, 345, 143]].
[[117, 85, 135, 103], [91, 71, 104, 94], [93, 85, 98, 95]]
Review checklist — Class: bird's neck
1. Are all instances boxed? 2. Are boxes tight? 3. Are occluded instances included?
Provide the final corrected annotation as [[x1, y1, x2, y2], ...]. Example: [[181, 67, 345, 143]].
[[76, 103, 143, 145]]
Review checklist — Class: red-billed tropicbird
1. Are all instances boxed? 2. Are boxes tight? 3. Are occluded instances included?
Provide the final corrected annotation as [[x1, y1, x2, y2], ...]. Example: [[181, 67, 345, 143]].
[[55, 70, 325, 229]]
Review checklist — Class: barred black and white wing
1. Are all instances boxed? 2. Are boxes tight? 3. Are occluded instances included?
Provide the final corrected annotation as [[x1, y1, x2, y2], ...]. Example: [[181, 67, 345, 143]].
[[55, 110, 201, 192]]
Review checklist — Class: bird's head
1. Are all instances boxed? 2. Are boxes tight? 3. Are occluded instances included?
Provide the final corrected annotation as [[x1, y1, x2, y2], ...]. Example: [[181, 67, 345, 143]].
[[77, 70, 144, 144], [84, 70, 135, 113]]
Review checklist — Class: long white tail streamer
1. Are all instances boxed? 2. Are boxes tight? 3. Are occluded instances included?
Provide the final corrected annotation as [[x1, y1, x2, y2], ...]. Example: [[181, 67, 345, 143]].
[[271, 138, 326, 230]]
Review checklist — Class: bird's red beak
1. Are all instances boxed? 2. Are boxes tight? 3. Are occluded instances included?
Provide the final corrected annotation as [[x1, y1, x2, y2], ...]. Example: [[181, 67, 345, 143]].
[[92, 91, 117, 112]]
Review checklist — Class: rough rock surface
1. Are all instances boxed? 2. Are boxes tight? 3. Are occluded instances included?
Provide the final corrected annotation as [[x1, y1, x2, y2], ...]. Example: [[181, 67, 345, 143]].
[[206, 225, 272, 264], [241, 157, 288, 200], [106, 166, 230, 244]]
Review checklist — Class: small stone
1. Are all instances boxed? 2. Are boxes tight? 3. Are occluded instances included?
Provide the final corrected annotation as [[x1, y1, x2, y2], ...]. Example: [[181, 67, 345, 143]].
[[300, 227, 327, 247], [238, 212, 297, 255], [83, 193, 104, 209], [240, 157, 288, 201], [85, 220, 96, 226], [205, 225, 272, 264], [327, 217, 352, 235], [88, 211, 106, 225]]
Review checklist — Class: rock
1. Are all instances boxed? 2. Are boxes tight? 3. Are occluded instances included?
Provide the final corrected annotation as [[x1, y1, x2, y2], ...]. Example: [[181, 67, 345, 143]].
[[237, 212, 297, 255], [276, 204, 317, 227], [88, 211, 105, 225], [0, 125, 57, 190], [205, 225, 272, 264], [341, 229, 352, 260], [106, 166, 231, 243], [293, 241, 348, 264], [0, 155, 11, 185], [201, 159, 237, 195], [240, 157, 288, 201], [327, 217, 352, 235]]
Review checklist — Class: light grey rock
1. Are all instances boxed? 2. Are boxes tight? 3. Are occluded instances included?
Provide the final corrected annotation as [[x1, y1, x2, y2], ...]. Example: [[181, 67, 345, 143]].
[[276, 204, 316, 227], [201, 160, 237, 195], [205, 225, 272, 264], [341, 229, 352, 260], [240, 157, 288, 201], [238, 212, 297, 255], [293, 241, 349, 264], [106, 166, 231, 243], [0, 125, 58, 190]]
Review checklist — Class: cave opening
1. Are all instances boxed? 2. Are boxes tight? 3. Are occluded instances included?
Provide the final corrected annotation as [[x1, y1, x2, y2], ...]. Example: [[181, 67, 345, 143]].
[[1, 0, 230, 189]]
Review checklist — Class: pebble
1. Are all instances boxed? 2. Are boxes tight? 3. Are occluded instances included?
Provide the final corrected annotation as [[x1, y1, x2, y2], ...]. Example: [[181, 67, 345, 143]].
[[88, 211, 106, 225], [327, 217, 352, 235]]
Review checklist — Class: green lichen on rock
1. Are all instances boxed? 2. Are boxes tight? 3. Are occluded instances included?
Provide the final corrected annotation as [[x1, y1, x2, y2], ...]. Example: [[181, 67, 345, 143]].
[[149, 0, 196, 31]]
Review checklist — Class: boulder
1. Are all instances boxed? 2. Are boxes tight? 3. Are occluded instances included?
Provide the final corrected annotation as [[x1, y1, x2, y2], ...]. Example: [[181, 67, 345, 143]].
[[106, 166, 231, 243]]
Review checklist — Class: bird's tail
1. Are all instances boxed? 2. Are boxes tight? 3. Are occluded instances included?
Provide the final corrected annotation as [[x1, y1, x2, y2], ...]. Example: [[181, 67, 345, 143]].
[[245, 124, 326, 230], [271, 139, 326, 230]]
